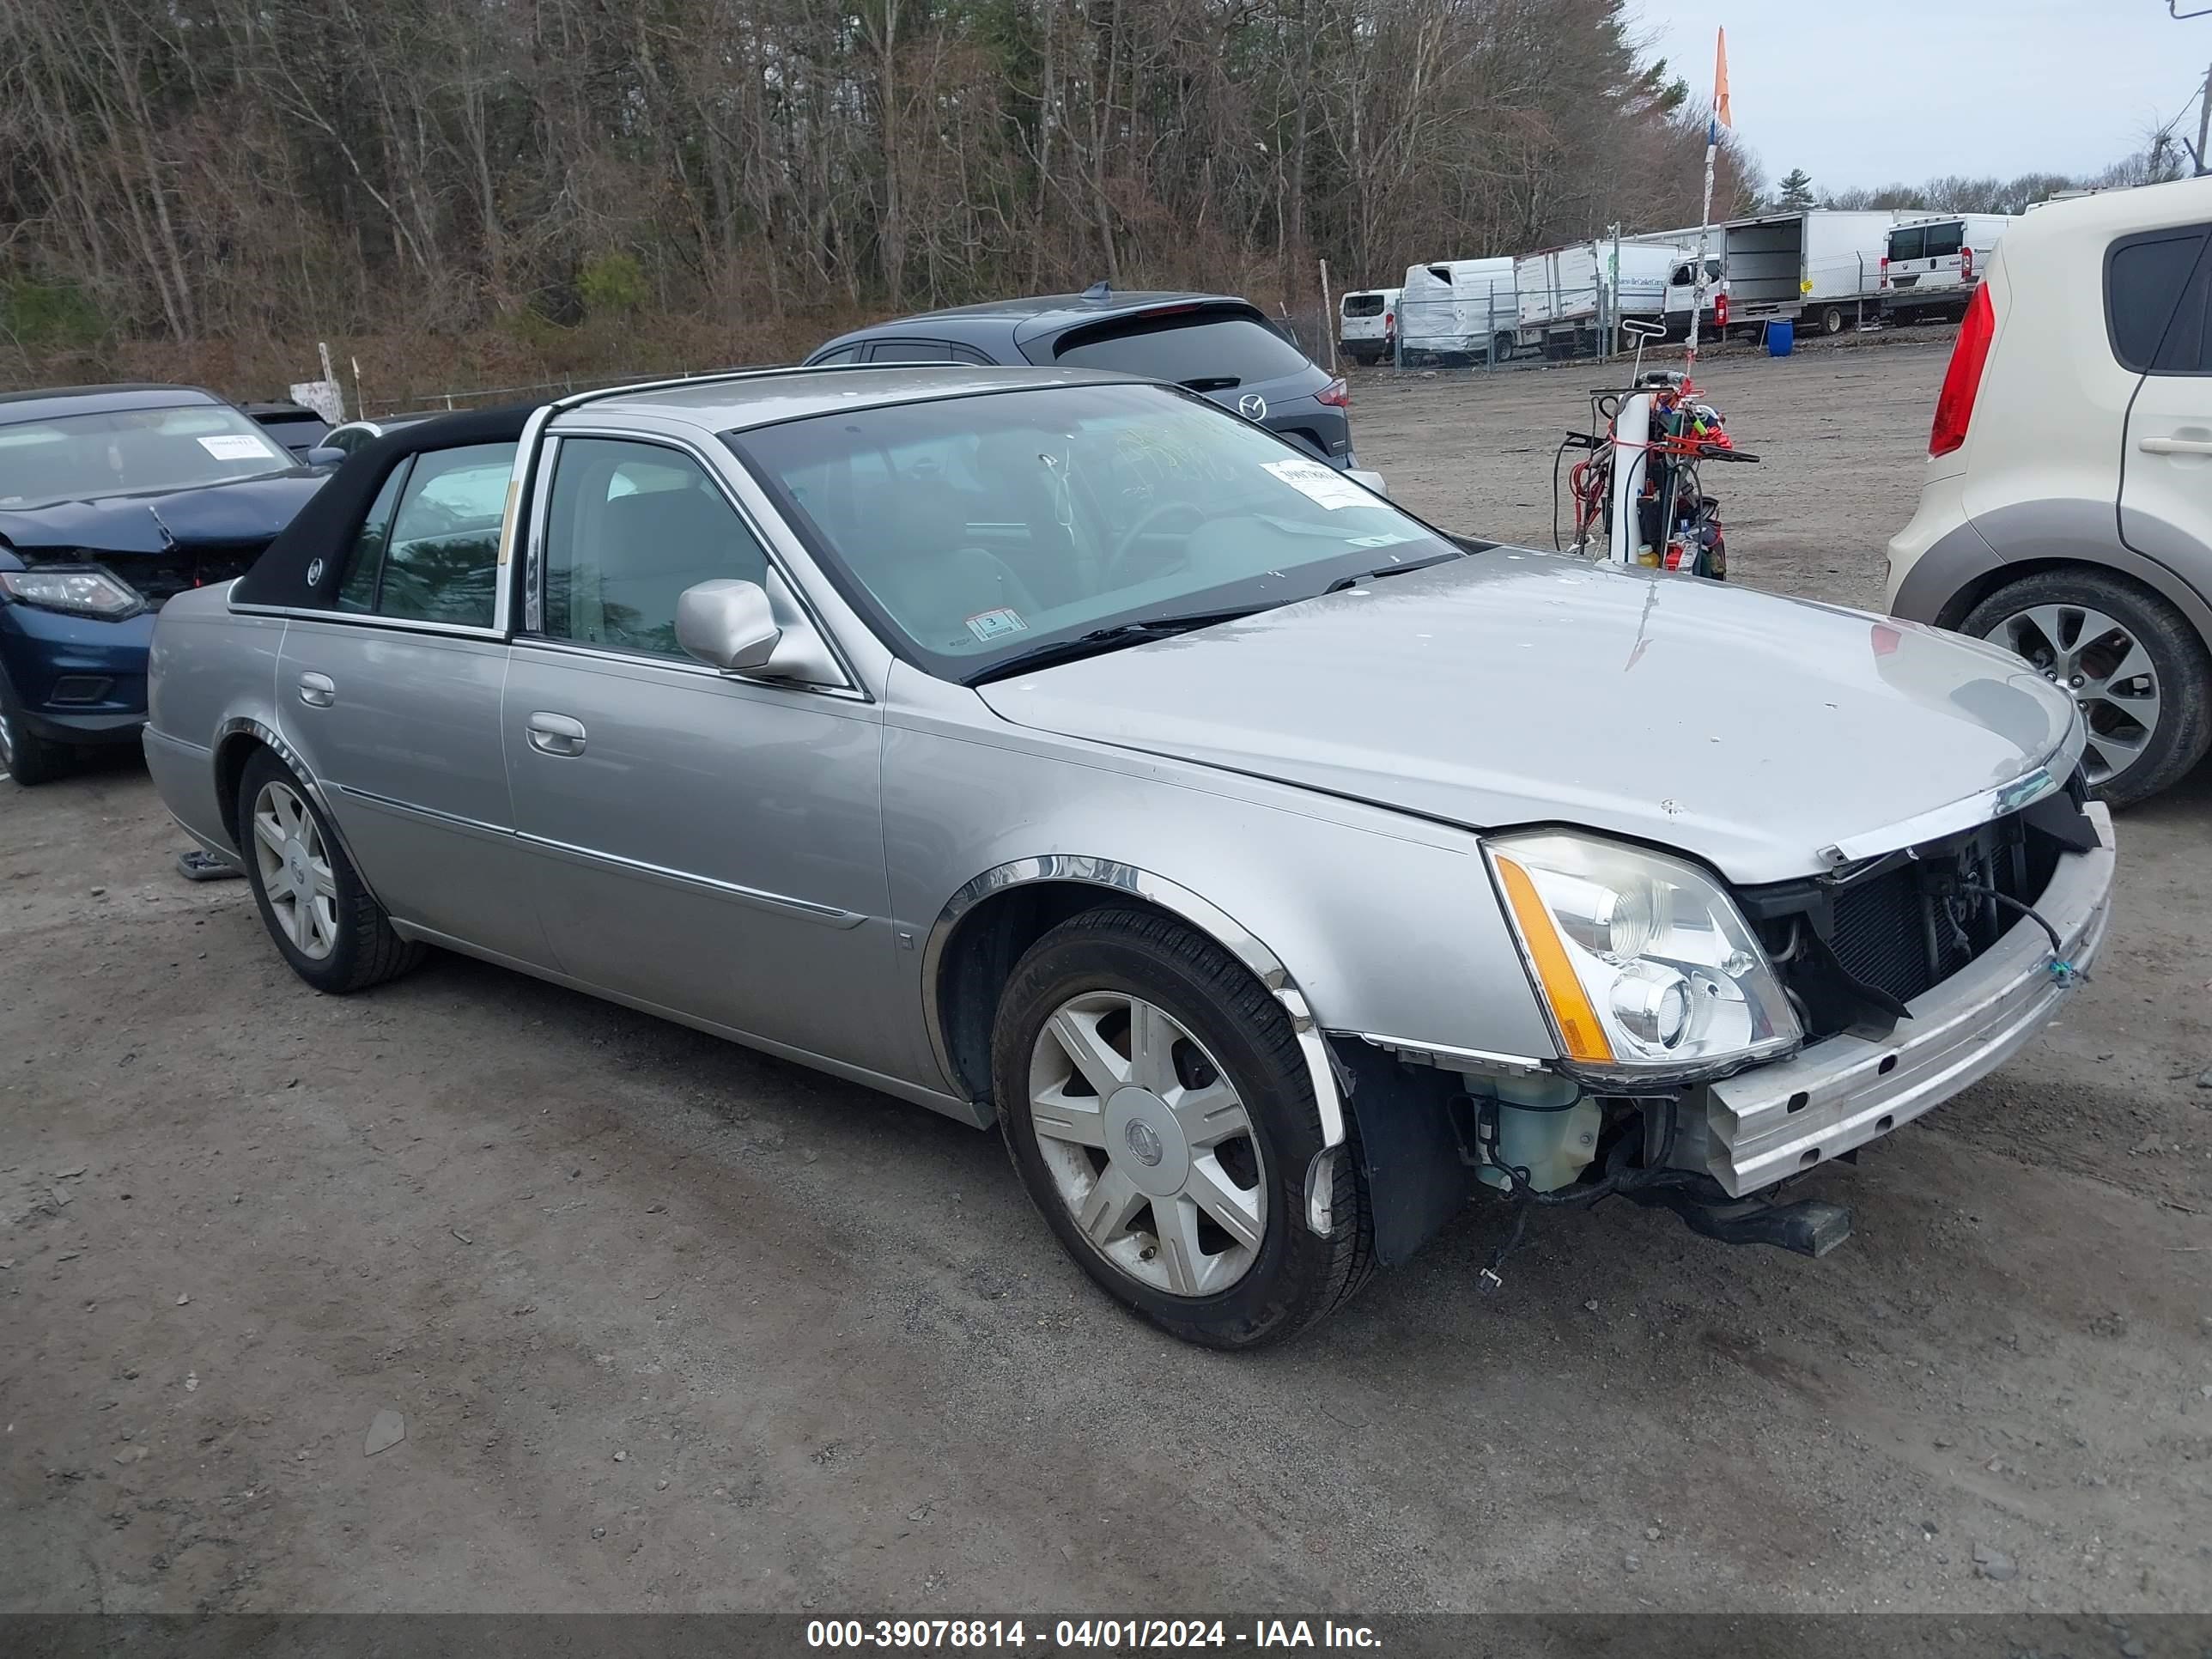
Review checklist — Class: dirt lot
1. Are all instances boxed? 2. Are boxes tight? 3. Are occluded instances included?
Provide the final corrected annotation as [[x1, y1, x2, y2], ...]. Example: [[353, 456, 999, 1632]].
[[4, 340, 2209, 1618]]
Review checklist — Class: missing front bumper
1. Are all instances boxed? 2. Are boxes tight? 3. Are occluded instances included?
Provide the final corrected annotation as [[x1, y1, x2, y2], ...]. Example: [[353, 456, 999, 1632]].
[[1694, 803, 2114, 1197]]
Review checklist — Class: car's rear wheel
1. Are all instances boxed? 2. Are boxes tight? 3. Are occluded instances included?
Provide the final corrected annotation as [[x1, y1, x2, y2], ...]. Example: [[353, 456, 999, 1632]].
[[991, 906, 1372, 1349], [0, 672, 70, 787], [236, 749, 425, 993], [1961, 569, 2212, 806]]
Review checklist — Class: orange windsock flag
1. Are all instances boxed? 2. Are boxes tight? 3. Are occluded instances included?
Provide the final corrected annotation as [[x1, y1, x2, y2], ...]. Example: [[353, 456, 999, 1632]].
[[1714, 27, 1732, 130]]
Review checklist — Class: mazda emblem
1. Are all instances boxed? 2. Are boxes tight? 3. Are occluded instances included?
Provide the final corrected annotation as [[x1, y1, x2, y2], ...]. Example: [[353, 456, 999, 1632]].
[[1237, 394, 1268, 422]]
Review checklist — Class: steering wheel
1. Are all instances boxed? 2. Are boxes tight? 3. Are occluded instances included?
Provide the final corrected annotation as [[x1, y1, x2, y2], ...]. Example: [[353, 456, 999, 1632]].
[[1103, 499, 1208, 588]]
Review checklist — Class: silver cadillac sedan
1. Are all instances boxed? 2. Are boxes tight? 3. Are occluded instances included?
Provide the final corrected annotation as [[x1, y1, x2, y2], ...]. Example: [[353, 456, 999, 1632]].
[[143, 367, 2114, 1348]]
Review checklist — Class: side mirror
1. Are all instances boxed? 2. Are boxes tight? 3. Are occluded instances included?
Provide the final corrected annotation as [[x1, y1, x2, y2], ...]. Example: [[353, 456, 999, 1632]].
[[305, 446, 347, 468], [676, 579, 781, 671], [675, 574, 847, 686]]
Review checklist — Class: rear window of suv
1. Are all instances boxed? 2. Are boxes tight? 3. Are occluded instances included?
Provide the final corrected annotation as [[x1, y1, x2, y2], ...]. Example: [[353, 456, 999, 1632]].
[[2108, 226, 2212, 373], [1049, 309, 1314, 387]]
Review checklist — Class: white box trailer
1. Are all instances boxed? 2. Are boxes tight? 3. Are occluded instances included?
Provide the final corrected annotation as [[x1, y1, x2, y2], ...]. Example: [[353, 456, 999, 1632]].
[[1398, 258, 1516, 363], [1512, 241, 1687, 356], [1633, 210, 1932, 337]]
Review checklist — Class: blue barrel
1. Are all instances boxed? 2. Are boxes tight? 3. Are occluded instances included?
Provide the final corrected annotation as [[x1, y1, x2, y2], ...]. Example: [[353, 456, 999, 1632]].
[[1765, 319, 1795, 357]]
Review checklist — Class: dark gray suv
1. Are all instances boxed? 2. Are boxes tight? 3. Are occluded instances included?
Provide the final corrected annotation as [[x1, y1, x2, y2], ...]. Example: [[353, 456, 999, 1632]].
[[806, 289, 1362, 470]]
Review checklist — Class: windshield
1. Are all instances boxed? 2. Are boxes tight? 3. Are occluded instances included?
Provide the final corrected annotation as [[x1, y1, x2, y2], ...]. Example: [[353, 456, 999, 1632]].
[[0, 403, 295, 508], [729, 382, 1457, 681]]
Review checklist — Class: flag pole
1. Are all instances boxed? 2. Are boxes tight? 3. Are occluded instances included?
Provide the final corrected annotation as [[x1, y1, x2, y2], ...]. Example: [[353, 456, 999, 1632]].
[[1688, 136, 1717, 368], [1688, 27, 1729, 371]]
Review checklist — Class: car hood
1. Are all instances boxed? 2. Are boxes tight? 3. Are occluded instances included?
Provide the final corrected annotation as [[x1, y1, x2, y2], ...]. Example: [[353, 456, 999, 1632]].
[[975, 550, 2080, 884], [0, 471, 327, 561]]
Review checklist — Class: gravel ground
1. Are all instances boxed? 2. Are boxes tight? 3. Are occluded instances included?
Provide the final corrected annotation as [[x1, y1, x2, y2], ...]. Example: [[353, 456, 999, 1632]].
[[3, 339, 2209, 1617]]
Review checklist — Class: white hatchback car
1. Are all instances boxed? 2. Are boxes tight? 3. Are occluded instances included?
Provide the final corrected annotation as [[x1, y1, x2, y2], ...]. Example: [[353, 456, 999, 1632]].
[[1887, 178, 2212, 805]]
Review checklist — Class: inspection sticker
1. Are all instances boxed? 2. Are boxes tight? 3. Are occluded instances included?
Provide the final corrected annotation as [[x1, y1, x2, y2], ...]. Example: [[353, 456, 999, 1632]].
[[198, 434, 272, 460], [965, 608, 1029, 642], [1261, 458, 1373, 510]]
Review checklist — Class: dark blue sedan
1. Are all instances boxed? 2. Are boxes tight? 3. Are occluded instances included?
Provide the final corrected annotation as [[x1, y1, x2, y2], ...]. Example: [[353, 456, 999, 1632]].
[[0, 384, 326, 785], [806, 288, 1364, 471]]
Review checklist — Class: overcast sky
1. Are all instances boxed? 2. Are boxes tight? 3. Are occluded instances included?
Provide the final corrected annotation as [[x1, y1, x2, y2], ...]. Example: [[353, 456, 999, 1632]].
[[1632, 1, 2207, 189]]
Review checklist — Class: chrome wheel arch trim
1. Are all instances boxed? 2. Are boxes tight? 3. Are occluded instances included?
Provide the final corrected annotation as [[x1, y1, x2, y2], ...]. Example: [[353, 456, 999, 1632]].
[[921, 855, 1349, 1234], [210, 716, 386, 912]]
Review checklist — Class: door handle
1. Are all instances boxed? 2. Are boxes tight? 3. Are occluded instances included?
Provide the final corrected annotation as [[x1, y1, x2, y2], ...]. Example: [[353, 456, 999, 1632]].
[[296, 672, 336, 708], [526, 712, 587, 757], [2138, 435, 2212, 455]]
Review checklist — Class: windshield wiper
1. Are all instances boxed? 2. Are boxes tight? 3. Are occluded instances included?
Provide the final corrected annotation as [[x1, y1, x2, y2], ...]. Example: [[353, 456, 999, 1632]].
[[967, 605, 1271, 685], [1322, 550, 1468, 593]]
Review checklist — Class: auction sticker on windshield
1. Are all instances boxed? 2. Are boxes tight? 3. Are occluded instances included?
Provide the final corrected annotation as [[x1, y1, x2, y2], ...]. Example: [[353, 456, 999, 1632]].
[[198, 434, 273, 460], [1261, 458, 1371, 510]]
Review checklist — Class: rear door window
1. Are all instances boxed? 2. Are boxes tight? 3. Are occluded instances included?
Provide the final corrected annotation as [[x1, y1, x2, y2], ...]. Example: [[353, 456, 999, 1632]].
[[2108, 226, 2212, 373], [1923, 223, 1964, 259], [337, 465, 408, 614], [1048, 311, 1314, 387], [1888, 227, 1925, 263], [372, 442, 515, 627], [864, 339, 952, 362], [1342, 294, 1386, 319]]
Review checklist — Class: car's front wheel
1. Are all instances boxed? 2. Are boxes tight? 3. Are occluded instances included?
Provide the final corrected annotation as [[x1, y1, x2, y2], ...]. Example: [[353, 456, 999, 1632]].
[[0, 671, 70, 787], [992, 907, 1372, 1349], [236, 750, 425, 993], [1961, 569, 2211, 807]]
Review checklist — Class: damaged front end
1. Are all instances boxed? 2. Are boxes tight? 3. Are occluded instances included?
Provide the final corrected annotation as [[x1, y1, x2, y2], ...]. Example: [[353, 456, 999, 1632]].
[[0, 474, 319, 759], [1329, 786, 2114, 1276]]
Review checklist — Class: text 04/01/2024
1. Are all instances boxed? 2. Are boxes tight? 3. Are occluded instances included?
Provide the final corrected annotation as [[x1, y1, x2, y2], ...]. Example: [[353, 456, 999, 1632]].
[[803, 1620, 1383, 1650]]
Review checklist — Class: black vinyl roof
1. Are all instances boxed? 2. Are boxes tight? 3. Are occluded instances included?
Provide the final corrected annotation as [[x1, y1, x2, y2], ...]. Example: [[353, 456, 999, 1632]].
[[232, 402, 537, 611]]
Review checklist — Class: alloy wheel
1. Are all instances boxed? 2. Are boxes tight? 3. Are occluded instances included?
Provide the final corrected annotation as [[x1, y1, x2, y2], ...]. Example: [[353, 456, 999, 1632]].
[[1027, 990, 1268, 1297], [251, 780, 340, 961], [1984, 603, 2161, 787]]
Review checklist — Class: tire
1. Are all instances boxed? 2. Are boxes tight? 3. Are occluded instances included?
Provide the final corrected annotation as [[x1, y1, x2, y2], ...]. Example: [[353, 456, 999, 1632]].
[[0, 669, 71, 787], [236, 748, 426, 993], [1960, 568, 2212, 808], [1820, 305, 1846, 336], [992, 906, 1374, 1350]]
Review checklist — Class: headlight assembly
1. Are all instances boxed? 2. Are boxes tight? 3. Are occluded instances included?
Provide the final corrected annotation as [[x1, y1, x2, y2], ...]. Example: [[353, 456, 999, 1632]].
[[0, 565, 145, 620], [1485, 830, 1800, 1078]]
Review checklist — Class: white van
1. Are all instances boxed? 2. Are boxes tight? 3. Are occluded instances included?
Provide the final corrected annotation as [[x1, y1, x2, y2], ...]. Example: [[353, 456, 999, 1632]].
[[1881, 214, 2014, 322], [1337, 288, 1401, 366]]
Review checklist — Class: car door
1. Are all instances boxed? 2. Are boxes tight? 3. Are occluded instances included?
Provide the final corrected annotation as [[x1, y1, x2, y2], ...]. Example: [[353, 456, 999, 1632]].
[[1884, 225, 1925, 301], [277, 439, 554, 965], [1919, 221, 1965, 297], [2116, 222, 2212, 598], [501, 430, 904, 1074]]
